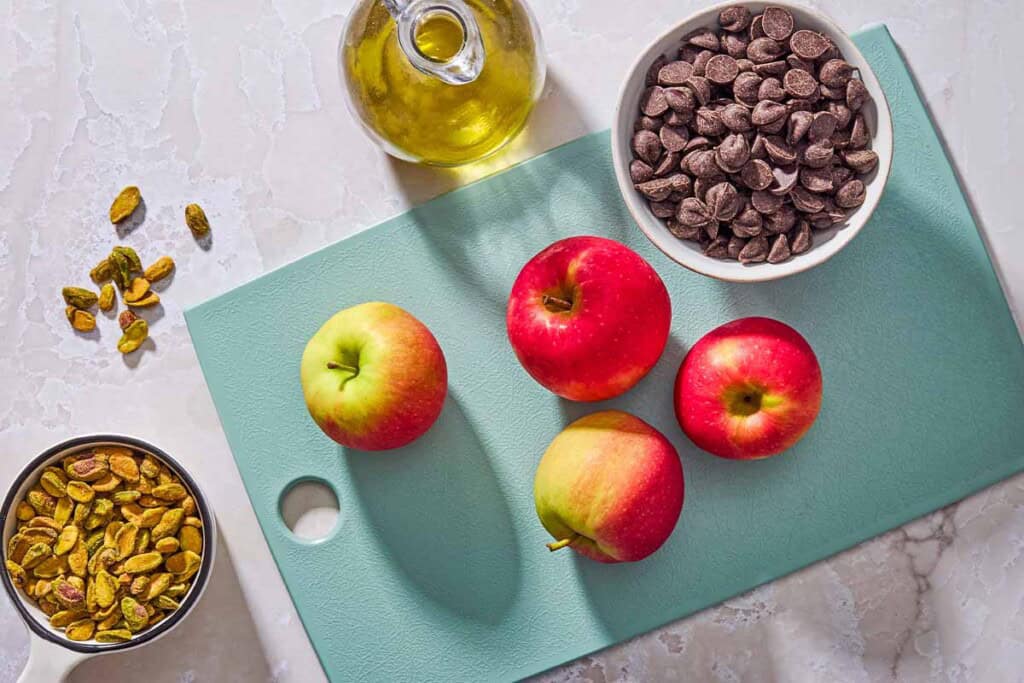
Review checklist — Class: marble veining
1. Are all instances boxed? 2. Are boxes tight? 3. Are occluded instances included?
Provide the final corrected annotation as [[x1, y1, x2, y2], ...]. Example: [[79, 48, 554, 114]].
[[1, 1, 1022, 681]]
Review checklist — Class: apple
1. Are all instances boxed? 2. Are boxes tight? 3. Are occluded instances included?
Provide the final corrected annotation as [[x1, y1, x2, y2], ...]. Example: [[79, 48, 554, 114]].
[[506, 236, 671, 402], [301, 301, 447, 451], [534, 410, 684, 563], [675, 317, 822, 460]]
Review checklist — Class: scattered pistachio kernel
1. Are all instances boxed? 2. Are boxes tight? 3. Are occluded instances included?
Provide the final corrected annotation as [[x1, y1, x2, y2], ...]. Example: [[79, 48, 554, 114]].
[[118, 309, 139, 331], [109, 186, 141, 224], [154, 594, 180, 611], [184, 203, 210, 235], [117, 319, 149, 354], [111, 245, 142, 273], [90, 258, 113, 284], [62, 287, 99, 309], [68, 308, 96, 332], [108, 249, 133, 290], [143, 256, 175, 283], [122, 277, 151, 304], [98, 283, 116, 311], [126, 291, 160, 308]]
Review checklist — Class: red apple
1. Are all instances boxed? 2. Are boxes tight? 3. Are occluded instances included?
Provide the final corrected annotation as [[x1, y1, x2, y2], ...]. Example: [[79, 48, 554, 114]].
[[675, 317, 822, 460], [301, 302, 447, 451], [506, 236, 671, 402], [534, 410, 684, 563]]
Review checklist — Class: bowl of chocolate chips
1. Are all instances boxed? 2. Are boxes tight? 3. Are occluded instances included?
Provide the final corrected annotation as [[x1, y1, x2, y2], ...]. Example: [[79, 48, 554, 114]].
[[612, 1, 893, 282]]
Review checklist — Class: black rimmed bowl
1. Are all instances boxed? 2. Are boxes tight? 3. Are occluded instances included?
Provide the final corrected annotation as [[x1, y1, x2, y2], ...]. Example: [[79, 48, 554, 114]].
[[1, 435, 216, 682]]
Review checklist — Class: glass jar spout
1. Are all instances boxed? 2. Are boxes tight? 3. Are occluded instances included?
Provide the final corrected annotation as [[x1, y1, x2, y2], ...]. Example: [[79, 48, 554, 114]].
[[381, 0, 485, 85]]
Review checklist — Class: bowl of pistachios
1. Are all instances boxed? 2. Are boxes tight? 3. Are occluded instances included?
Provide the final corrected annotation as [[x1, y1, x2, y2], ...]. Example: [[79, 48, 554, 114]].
[[1, 435, 216, 681]]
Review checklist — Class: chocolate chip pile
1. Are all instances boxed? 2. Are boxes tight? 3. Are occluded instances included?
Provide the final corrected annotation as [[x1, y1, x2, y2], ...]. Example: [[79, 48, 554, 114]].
[[629, 5, 879, 264]]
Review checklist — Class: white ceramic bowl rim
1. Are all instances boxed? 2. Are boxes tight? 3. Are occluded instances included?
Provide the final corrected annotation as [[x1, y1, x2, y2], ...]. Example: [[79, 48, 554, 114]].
[[611, 0, 894, 282], [0, 434, 216, 654]]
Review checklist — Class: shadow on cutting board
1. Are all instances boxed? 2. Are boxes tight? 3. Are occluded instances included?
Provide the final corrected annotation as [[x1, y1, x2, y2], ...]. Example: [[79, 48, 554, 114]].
[[345, 393, 521, 624]]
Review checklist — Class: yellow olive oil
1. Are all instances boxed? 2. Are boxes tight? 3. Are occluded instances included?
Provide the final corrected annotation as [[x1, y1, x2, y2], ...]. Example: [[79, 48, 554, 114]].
[[342, 0, 543, 166]]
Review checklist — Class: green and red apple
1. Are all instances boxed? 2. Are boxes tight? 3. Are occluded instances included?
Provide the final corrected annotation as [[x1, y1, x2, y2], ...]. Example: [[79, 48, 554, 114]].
[[675, 317, 822, 460], [506, 236, 671, 402], [301, 301, 447, 451], [534, 410, 684, 563]]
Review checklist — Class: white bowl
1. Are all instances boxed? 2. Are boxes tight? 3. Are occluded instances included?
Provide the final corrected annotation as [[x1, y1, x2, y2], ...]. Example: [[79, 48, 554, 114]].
[[611, 0, 893, 282]]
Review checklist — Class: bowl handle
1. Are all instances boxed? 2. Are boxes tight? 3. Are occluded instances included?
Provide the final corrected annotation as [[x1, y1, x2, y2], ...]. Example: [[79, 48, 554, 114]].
[[17, 634, 90, 683]]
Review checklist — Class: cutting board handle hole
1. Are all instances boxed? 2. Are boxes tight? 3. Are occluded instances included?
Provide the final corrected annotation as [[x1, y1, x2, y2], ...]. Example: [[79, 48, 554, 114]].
[[279, 477, 341, 543]]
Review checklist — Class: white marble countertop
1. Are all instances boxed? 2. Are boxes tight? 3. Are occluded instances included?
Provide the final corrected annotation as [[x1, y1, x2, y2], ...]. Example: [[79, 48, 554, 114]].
[[1, 1, 1022, 681]]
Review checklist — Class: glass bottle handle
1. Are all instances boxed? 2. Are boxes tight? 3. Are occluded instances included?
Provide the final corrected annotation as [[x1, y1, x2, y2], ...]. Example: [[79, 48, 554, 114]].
[[382, 0, 485, 85]]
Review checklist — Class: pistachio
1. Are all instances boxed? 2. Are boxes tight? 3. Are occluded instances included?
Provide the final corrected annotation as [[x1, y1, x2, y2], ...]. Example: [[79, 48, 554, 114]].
[[66, 457, 109, 483], [94, 570, 118, 608], [109, 186, 141, 223], [134, 528, 151, 554], [52, 579, 86, 609], [183, 516, 203, 529], [126, 292, 160, 308], [120, 597, 150, 632], [166, 550, 201, 581], [62, 286, 98, 309], [84, 530, 104, 555], [108, 249, 133, 290], [69, 308, 96, 332], [117, 319, 149, 354], [90, 258, 113, 284], [91, 473, 122, 493], [178, 526, 202, 555], [5, 560, 27, 588], [122, 552, 164, 574], [122, 277, 151, 304], [27, 489, 56, 515], [54, 525, 79, 555], [50, 609, 86, 628], [140, 455, 161, 480], [154, 537, 180, 554], [68, 540, 88, 577], [111, 245, 142, 272], [97, 612, 121, 631], [65, 480, 94, 503], [163, 582, 189, 598], [27, 516, 63, 532], [143, 256, 175, 283], [109, 454, 140, 482], [140, 507, 168, 528], [87, 547, 117, 576], [154, 595, 180, 611], [33, 555, 67, 578], [184, 203, 210, 235], [95, 628, 132, 643], [118, 309, 139, 331], [21, 543, 53, 570], [152, 483, 187, 502], [66, 618, 96, 641], [15, 501, 35, 521], [114, 523, 139, 560], [181, 496, 196, 517], [40, 470, 68, 497], [20, 526, 58, 544], [97, 283, 116, 311], [112, 490, 141, 505], [144, 573, 171, 600], [54, 496, 74, 527]]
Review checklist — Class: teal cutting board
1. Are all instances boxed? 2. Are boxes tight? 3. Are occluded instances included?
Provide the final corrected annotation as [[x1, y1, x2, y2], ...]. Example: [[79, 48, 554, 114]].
[[186, 27, 1024, 682]]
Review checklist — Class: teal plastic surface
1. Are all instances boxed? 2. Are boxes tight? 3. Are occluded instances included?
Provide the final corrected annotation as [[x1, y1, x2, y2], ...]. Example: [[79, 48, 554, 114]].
[[185, 27, 1024, 682]]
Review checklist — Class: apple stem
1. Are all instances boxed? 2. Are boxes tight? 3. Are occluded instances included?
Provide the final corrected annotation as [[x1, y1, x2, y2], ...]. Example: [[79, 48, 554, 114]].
[[546, 533, 579, 552], [542, 294, 573, 312], [327, 360, 358, 374]]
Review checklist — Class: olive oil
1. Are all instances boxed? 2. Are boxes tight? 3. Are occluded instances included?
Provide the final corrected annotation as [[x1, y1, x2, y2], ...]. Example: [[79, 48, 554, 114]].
[[342, 0, 544, 166]]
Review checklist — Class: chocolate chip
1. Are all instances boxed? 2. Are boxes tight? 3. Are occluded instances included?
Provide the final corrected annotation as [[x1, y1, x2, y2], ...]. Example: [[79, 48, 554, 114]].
[[665, 110, 691, 126], [635, 115, 664, 132], [635, 177, 674, 201], [800, 166, 834, 193], [664, 86, 697, 115], [679, 44, 705, 63], [721, 103, 753, 132], [767, 233, 791, 263], [692, 50, 715, 77], [752, 60, 788, 78], [686, 149, 721, 178], [706, 54, 740, 84], [739, 235, 769, 263], [787, 54, 816, 73], [846, 78, 870, 111], [740, 159, 773, 190], [704, 236, 730, 258], [667, 173, 692, 192], [827, 101, 853, 129], [787, 97, 817, 114], [693, 173, 727, 200], [683, 76, 712, 105], [646, 55, 668, 86], [751, 189, 784, 214], [765, 204, 797, 233], [790, 219, 813, 253], [751, 99, 788, 126], [819, 83, 846, 100], [761, 6, 795, 41], [764, 136, 797, 165], [632, 130, 662, 164], [654, 150, 682, 176], [802, 140, 834, 168], [749, 14, 766, 40], [667, 219, 702, 241], [791, 186, 826, 213], [731, 203, 764, 237], [693, 108, 725, 137], [684, 136, 713, 153], [715, 133, 750, 173], [719, 5, 753, 32], [687, 29, 720, 51], [734, 72, 763, 106], [787, 110, 813, 144], [649, 200, 677, 218], [790, 30, 830, 60], [843, 149, 879, 174], [783, 69, 818, 98], [722, 32, 750, 59], [769, 164, 799, 195], [706, 182, 741, 221], [750, 133, 768, 160], [736, 58, 755, 73], [808, 111, 838, 142], [819, 59, 854, 87], [641, 86, 669, 116], [660, 125, 690, 153], [849, 115, 869, 149], [630, 160, 654, 184], [830, 165, 853, 190], [758, 77, 786, 102], [835, 179, 866, 208], [677, 197, 715, 227], [658, 61, 695, 86], [747, 37, 784, 64]]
